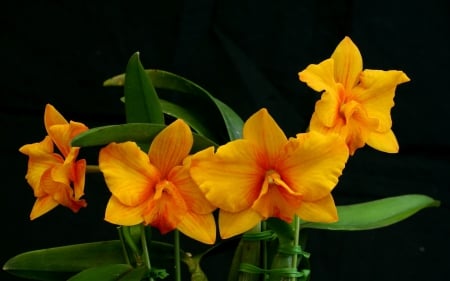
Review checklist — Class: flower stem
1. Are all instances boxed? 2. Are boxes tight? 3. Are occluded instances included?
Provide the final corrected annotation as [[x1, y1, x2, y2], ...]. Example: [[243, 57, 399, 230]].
[[291, 215, 300, 280], [174, 230, 182, 281], [140, 224, 154, 281]]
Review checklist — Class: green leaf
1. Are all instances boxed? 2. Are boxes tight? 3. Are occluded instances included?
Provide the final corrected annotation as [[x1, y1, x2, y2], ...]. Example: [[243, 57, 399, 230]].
[[67, 264, 133, 281], [104, 69, 244, 141], [159, 98, 215, 141], [71, 123, 218, 153], [124, 53, 164, 124], [3, 241, 126, 281], [301, 194, 440, 231]]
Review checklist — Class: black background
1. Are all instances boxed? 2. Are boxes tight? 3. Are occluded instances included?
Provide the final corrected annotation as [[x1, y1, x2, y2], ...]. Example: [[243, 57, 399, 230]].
[[2, 1, 449, 280]]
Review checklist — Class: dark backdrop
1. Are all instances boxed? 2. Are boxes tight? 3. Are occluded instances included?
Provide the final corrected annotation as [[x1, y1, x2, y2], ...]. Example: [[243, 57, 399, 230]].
[[2, 1, 449, 281]]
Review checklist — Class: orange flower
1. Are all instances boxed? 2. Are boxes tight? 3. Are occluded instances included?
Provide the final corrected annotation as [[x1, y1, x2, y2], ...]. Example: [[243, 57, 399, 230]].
[[19, 104, 88, 220], [190, 108, 349, 239], [98, 119, 216, 244], [299, 36, 410, 155]]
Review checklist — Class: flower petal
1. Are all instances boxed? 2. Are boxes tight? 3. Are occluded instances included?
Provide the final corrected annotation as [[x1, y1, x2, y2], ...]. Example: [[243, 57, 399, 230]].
[[243, 108, 287, 164], [296, 193, 338, 223], [177, 212, 216, 244], [19, 136, 63, 193], [331, 36, 363, 90], [30, 195, 59, 220], [219, 209, 263, 239], [143, 180, 188, 234], [44, 104, 68, 130], [299, 58, 337, 94], [105, 196, 145, 225], [355, 69, 410, 132], [366, 129, 399, 153], [169, 164, 215, 214], [99, 142, 159, 206], [282, 132, 348, 201], [149, 119, 193, 178], [190, 140, 264, 212]]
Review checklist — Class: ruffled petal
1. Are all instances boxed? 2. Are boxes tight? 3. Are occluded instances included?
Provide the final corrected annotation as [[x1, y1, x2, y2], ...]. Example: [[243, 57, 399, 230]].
[[366, 129, 399, 153], [219, 209, 263, 239], [331, 36, 363, 90], [296, 193, 338, 223], [19, 136, 63, 193], [243, 108, 287, 164], [143, 180, 188, 234], [30, 195, 59, 220], [281, 132, 348, 201], [354, 69, 410, 132], [40, 169, 87, 213], [99, 142, 159, 206], [149, 119, 193, 178], [105, 196, 145, 225], [190, 140, 264, 212], [312, 85, 343, 127], [177, 212, 217, 244], [299, 58, 337, 94], [251, 174, 302, 222]]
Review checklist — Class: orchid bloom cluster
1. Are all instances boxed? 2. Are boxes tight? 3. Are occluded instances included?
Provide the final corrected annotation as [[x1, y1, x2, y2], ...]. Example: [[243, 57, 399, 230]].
[[13, 36, 427, 281]]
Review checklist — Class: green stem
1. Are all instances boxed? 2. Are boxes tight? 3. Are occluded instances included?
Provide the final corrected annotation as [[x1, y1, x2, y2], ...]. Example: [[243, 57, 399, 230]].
[[140, 224, 154, 281], [174, 230, 182, 281], [290, 216, 300, 281]]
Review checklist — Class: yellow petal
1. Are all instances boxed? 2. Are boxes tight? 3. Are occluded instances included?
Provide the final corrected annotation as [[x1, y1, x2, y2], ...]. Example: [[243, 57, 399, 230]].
[[48, 121, 88, 158], [105, 196, 145, 225], [312, 86, 343, 127], [30, 195, 59, 220], [190, 140, 263, 212], [281, 132, 348, 201], [219, 209, 263, 239], [99, 142, 159, 206], [331, 36, 363, 90], [149, 119, 193, 178], [366, 129, 399, 153], [243, 108, 287, 164], [44, 104, 68, 130], [73, 159, 86, 200], [355, 69, 410, 132], [40, 169, 87, 213], [169, 164, 215, 214], [177, 212, 217, 244], [296, 193, 338, 223], [299, 58, 337, 94], [19, 136, 63, 193]]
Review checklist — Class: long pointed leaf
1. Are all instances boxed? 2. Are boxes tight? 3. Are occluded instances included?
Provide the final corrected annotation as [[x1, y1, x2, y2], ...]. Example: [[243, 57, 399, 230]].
[[71, 123, 218, 153], [301, 194, 440, 231], [3, 241, 126, 281], [124, 53, 164, 124], [104, 69, 244, 141]]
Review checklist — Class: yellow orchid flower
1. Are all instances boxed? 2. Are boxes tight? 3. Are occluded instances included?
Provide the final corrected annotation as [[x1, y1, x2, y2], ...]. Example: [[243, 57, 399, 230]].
[[19, 104, 89, 220], [299, 36, 410, 155], [190, 108, 349, 239], [98, 119, 217, 244]]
